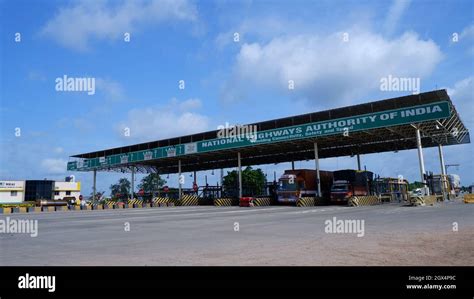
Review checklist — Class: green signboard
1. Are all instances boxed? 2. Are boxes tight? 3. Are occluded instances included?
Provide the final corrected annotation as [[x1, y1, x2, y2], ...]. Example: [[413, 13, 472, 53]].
[[67, 101, 451, 171]]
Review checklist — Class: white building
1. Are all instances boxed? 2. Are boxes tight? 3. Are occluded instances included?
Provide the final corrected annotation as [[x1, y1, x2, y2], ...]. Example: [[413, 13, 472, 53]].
[[0, 180, 81, 203], [0, 180, 25, 204], [53, 181, 81, 201]]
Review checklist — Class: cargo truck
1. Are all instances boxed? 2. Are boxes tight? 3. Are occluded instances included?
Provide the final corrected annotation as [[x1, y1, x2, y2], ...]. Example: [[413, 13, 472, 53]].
[[276, 169, 333, 203], [330, 169, 373, 203]]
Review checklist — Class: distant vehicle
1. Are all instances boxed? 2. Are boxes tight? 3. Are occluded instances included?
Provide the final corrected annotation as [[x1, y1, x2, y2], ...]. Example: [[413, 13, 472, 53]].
[[276, 169, 333, 203], [448, 174, 461, 195], [411, 188, 424, 197], [330, 169, 373, 203], [374, 177, 409, 202]]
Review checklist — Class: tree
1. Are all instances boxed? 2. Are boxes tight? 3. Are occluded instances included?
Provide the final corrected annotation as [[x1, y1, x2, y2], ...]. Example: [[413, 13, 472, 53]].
[[408, 181, 425, 191], [110, 178, 131, 199], [89, 191, 105, 201], [222, 166, 266, 197], [138, 173, 166, 196]]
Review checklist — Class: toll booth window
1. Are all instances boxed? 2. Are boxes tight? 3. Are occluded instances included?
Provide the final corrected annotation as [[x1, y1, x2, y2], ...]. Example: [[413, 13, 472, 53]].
[[10, 191, 17, 196], [54, 191, 60, 195], [66, 191, 71, 195]]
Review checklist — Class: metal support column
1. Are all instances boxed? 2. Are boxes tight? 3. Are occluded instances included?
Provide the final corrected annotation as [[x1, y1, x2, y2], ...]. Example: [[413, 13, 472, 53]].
[[357, 154, 361, 171], [220, 169, 224, 186], [314, 142, 321, 197], [416, 128, 429, 195], [131, 166, 135, 200], [93, 169, 97, 201], [238, 152, 242, 198], [194, 170, 197, 184], [178, 160, 182, 200], [438, 144, 447, 200], [291, 161, 295, 170]]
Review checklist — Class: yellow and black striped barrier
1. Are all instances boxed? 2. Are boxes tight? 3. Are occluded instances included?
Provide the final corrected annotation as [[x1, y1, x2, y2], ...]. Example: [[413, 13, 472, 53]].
[[410, 195, 437, 206], [181, 194, 199, 206], [252, 197, 271, 206], [464, 194, 474, 204], [128, 199, 141, 205], [214, 198, 236, 206], [297, 197, 315, 207], [295, 197, 326, 207], [348, 196, 381, 207], [153, 197, 176, 206]]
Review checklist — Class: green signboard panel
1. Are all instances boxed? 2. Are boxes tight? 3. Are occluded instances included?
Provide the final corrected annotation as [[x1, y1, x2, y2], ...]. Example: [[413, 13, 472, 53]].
[[67, 101, 451, 171]]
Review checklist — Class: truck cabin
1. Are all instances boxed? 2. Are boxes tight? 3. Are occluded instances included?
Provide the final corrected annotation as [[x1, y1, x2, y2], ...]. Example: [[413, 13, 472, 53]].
[[278, 174, 305, 192], [330, 180, 351, 200]]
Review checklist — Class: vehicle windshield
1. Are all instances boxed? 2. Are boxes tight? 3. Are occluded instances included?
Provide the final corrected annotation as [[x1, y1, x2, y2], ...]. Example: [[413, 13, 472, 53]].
[[331, 184, 348, 191], [278, 179, 297, 191]]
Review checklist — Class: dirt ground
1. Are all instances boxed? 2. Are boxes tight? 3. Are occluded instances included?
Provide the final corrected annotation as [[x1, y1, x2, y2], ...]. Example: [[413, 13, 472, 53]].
[[175, 229, 474, 266]]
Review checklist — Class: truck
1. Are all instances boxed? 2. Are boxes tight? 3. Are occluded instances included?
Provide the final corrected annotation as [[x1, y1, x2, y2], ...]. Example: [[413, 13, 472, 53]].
[[448, 174, 461, 196], [276, 169, 333, 203], [330, 169, 374, 203], [373, 177, 409, 202]]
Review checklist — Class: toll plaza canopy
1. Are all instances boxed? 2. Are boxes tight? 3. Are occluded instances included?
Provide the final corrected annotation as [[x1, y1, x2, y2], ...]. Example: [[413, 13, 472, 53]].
[[67, 89, 470, 174]]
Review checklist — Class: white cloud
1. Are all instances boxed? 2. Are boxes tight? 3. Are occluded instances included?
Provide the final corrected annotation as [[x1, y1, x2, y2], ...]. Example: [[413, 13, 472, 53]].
[[223, 28, 443, 106], [460, 24, 474, 40], [118, 98, 209, 141], [458, 24, 474, 55], [176, 98, 202, 111], [96, 78, 124, 100], [40, 0, 197, 51], [54, 147, 64, 154], [383, 0, 411, 36], [447, 76, 474, 128], [41, 158, 68, 174]]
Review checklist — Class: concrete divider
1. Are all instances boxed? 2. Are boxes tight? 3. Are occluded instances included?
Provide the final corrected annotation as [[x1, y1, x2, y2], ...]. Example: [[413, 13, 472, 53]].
[[464, 194, 474, 204], [41, 206, 55, 212], [92, 205, 103, 210], [0, 207, 12, 214], [27, 207, 41, 213], [348, 196, 381, 207], [55, 206, 68, 212]]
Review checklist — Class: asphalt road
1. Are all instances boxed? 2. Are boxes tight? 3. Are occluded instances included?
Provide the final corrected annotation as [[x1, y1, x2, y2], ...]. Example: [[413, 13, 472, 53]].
[[1, 199, 473, 266]]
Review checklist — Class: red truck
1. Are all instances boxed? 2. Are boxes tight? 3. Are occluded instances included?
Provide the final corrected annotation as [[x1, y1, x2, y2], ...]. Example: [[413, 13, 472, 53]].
[[330, 169, 373, 203], [276, 169, 333, 203]]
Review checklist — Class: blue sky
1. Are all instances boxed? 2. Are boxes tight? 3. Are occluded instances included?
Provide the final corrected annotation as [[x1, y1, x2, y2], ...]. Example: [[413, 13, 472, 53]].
[[0, 0, 473, 195]]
